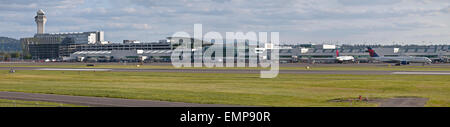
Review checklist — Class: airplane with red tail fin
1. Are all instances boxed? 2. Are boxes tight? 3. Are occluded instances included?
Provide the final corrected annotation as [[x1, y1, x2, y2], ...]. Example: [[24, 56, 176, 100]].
[[335, 49, 355, 62], [367, 47, 432, 65]]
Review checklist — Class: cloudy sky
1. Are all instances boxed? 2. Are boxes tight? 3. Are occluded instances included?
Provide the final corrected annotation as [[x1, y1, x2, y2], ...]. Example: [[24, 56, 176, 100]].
[[0, 0, 449, 44]]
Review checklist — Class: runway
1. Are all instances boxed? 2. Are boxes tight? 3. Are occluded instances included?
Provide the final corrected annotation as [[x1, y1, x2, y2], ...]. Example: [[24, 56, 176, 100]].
[[2, 67, 450, 75], [378, 98, 429, 107], [36, 68, 112, 71], [0, 65, 446, 107], [391, 72, 450, 75], [0, 91, 240, 107]]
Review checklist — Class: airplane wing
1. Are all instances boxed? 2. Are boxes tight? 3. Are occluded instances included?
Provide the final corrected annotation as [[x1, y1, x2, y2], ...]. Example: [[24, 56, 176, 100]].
[[386, 58, 402, 62]]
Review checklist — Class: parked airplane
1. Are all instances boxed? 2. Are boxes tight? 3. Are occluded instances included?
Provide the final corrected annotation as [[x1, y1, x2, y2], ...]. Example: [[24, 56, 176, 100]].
[[367, 47, 432, 65], [305, 49, 355, 64], [335, 49, 355, 62]]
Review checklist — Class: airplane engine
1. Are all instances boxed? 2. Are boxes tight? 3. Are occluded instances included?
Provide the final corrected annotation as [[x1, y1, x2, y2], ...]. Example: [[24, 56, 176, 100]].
[[401, 61, 410, 65]]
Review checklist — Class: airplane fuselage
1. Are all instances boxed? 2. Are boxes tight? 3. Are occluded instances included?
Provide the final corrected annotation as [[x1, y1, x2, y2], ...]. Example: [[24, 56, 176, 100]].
[[336, 56, 355, 61], [370, 56, 431, 64]]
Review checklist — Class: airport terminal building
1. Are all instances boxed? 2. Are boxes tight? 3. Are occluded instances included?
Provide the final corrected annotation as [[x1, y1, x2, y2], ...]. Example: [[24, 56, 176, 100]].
[[21, 10, 450, 63], [64, 42, 450, 64], [21, 10, 107, 59], [294, 44, 450, 63]]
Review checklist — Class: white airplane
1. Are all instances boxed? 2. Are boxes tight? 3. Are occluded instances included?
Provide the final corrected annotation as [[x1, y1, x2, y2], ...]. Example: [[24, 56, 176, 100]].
[[367, 47, 432, 65], [335, 49, 355, 62], [303, 49, 355, 64]]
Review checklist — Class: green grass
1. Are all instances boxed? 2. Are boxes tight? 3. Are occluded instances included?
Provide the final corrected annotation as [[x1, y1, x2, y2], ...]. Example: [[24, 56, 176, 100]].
[[0, 99, 82, 107], [0, 70, 449, 107], [2, 64, 450, 71]]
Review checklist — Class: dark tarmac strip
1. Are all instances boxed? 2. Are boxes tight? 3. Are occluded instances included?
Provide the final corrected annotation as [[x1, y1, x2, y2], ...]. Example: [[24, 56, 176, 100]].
[[379, 98, 429, 107], [2, 67, 450, 75], [0, 91, 240, 107], [109, 68, 397, 75]]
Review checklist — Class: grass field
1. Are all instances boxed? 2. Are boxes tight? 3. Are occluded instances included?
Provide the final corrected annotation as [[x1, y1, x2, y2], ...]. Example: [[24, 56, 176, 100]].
[[2, 63, 450, 71], [0, 99, 82, 107], [0, 70, 448, 107]]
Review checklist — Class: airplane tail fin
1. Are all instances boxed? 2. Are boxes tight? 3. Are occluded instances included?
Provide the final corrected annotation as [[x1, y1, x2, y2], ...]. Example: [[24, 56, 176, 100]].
[[367, 47, 379, 57], [336, 49, 339, 57]]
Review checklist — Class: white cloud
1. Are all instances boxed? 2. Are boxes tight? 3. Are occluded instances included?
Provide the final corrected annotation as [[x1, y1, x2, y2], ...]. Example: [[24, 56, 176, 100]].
[[122, 8, 137, 13], [131, 24, 152, 30], [106, 23, 152, 30], [54, 0, 85, 9], [0, 0, 449, 44]]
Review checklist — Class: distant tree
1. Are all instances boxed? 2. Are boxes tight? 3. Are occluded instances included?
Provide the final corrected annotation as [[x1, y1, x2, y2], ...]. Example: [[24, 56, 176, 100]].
[[23, 53, 32, 59], [10, 52, 21, 58], [3, 53, 10, 61], [0, 37, 21, 52]]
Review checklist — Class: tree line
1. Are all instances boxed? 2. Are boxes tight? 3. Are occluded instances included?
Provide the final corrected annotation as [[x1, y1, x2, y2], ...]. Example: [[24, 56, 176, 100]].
[[0, 52, 32, 61]]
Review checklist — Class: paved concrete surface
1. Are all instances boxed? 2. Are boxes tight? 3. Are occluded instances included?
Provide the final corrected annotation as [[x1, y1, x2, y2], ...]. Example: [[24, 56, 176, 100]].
[[0, 91, 430, 107], [1, 67, 450, 75], [391, 72, 450, 75], [36, 68, 113, 71], [2, 62, 450, 66], [0, 91, 241, 107], [379, 98, 429, 107], [0, 63, 441, 107]]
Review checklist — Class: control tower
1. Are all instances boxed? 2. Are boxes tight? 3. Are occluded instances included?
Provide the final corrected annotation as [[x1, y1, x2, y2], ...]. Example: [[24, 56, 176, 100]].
[[35, 9, 47, 34]]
